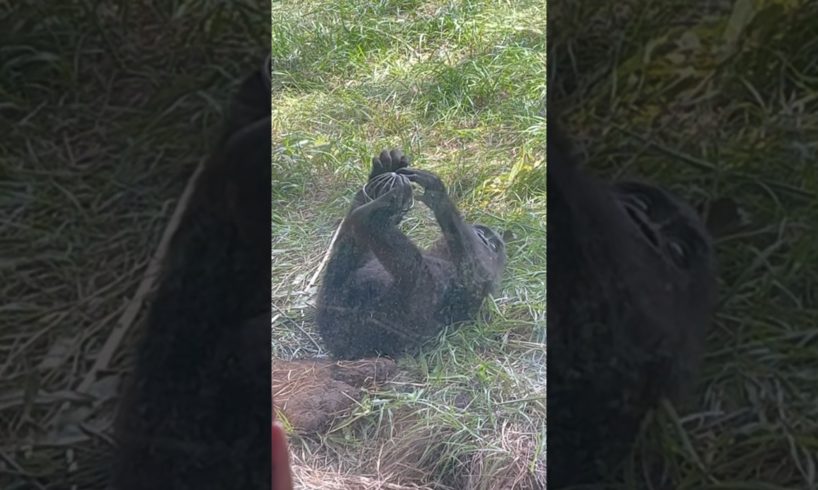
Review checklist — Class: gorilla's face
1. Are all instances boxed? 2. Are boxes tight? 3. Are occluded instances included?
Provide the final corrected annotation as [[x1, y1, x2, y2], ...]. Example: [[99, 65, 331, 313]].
[[612, 180, 716, 324], [473, 224, 507, 277], [613, 181, 713, 273]]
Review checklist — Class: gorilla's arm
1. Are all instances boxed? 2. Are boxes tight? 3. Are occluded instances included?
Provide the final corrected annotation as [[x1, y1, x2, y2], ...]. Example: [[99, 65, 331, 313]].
[[546, 126, 632, 300], [398, 168, 485, 284]]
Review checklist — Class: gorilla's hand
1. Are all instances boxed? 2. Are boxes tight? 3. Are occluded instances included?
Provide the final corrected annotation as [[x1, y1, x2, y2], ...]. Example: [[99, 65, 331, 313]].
[[352, 181, 413, 230], [397, 168, 447, 209], [379, 179, 413, 221]]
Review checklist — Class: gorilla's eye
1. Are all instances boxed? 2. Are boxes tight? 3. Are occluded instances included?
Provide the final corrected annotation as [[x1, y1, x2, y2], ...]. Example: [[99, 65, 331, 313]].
[[667, 239, 690, 267], [630, 192, 651, 212], [475, 229, 497, 251]]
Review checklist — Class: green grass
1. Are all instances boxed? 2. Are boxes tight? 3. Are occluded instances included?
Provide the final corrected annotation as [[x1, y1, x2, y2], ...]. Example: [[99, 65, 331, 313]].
[[272, 0, 545, 488], [551, 1, 818, 488], [0, 2, 267, 488]]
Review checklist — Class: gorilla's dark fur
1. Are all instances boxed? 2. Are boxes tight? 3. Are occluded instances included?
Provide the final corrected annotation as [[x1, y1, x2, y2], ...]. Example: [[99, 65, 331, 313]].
[[316, 150, 506, 359], [547, 123, 717, 488], [112, 56, 272, 490]]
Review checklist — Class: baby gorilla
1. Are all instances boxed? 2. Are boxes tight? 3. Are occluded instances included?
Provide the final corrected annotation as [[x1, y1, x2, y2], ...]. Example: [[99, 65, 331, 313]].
[[316, 149, 506, 359], [547, 126, 717, 488]]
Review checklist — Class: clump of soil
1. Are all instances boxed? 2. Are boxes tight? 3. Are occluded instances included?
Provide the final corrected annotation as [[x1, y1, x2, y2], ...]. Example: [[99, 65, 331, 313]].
[[272, 357, 397, 433]]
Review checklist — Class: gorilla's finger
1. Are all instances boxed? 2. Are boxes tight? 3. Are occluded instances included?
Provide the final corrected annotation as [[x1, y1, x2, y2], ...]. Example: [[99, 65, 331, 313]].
[[370, 156, 386, 179], [379, 149, 391, 166], [389, 149, 404, 167], [397, 168, 442, 190]]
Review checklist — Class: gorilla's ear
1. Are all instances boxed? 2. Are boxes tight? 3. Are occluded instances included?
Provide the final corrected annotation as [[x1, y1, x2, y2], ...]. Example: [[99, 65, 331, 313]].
[[696, 196, 745, 239]]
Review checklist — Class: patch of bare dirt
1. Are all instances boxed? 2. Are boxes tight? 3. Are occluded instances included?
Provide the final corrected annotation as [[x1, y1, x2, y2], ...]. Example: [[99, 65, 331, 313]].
[[272, 357, 397, 433]]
